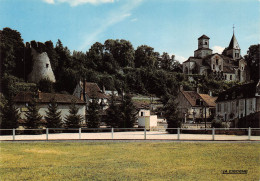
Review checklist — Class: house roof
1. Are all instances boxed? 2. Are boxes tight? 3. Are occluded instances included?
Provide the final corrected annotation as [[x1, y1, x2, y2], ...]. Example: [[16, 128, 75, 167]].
[[216, 81, 259, 102], [198, 35, 210, 40], [180, 91, 216, 107], [14, 92, 85, 104], [84, 82, 108, 99]]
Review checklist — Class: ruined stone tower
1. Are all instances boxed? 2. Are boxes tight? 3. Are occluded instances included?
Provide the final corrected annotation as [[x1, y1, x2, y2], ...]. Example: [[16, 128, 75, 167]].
[[28, 47, 56, 83]]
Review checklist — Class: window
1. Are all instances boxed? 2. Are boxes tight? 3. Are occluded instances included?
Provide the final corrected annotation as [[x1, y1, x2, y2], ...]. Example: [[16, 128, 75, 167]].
[[46, 64, 49, 68], [224, 103, 227, 111], [249, 99, 253, 111], [216, 59, 219, 65], [213, 64, 215, 69], [239, 100, 244, 111], [217, 104, 221, 112], [205, 41, 208, 45], [241, 66, 244, 71], [230, 75, 232, 80], [224, 75, 227, 80], [141, 112, 144, 116]]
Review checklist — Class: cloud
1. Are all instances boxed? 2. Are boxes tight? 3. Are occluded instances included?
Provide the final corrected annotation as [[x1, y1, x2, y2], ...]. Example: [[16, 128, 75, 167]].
[[131, 18, 138, 22], [78, 0, 143, 51], [43, 0, 55, 4], [42, 0, 114, 6], [174, 54, 187, 63], [212, 46, 225, 54]]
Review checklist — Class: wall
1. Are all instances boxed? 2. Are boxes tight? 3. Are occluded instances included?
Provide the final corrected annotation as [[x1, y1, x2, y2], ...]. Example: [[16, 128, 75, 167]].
[[16, 103, 86, 125]]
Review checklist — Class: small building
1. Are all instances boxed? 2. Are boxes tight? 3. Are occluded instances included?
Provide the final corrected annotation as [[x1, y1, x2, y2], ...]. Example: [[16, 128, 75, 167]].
[[13, 91, 86, 126], [176, 86, 217, 123], [138, 109, 158, 129], [73, 81, 109, 110], [215, 81, 260, 127]]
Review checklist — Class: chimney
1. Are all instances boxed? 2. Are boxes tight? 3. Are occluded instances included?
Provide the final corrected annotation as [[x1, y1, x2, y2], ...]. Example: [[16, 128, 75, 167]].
[[180, 85, 183, 92], [102, 85, 105, 93], [208, 90, 212, 97], [83, 80, 86, 102], [196, 87, 200, 93]]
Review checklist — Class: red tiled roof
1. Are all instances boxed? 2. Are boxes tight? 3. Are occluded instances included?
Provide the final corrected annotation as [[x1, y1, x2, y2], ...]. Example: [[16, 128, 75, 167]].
[[84, 82, 108, 99], [14, 92, 85, 104], [181, 91, 216, 107]]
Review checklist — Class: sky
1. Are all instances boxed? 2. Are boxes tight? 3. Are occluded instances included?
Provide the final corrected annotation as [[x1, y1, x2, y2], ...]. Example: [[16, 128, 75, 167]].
[[0, 0, 259, 62]]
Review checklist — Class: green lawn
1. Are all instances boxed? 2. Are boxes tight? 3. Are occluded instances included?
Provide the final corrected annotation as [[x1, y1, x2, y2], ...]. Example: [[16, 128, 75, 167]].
[[0, 142, 259, 180]]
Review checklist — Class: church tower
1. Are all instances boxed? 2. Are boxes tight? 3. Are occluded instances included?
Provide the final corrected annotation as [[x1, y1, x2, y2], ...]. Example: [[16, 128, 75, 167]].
[[226, 26, 241, 60], [194, 35, 212, 58]]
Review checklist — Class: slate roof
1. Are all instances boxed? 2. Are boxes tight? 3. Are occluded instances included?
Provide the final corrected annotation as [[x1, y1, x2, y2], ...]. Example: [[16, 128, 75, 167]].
[[181, 91, 216, 107], [198, 35, 210, 40], [13, 92, 85, 104], [228, 34, 240, 50], [216, 81, 258, 102]]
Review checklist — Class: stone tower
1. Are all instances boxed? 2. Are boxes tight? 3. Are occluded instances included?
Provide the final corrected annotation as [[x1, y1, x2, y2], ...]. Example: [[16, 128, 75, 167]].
[[194, 35, 213, 58], [28, 47, 56, 83]]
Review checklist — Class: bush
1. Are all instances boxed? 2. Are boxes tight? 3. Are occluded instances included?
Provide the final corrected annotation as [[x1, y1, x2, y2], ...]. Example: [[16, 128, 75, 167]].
[[211, 120, 225, 128]]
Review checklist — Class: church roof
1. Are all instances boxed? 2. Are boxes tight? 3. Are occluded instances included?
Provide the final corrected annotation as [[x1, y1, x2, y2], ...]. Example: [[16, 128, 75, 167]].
[[227, 34, 240, 50], [198, 35, 210, 40]]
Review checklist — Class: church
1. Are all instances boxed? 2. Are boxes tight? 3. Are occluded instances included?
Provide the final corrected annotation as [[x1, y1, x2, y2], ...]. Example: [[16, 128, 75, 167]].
[[182, 31, 248, 82]]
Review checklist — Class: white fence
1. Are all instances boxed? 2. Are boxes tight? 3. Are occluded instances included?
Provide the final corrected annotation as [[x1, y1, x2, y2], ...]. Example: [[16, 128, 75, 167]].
[[0, 128, 259, 141]]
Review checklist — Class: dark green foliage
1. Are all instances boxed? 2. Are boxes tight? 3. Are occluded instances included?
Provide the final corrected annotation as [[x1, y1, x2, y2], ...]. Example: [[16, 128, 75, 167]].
[[245, 44, 260, 81], [105, 94, 121, 128], [38, 78, 54, 93], [0, 99, 20, 129], [237, 112, 260, 128], [211, 120, 225, 128], [25, 99, 42, 129], [64, 103, 83, 128], [45, 98, 62, 128], [87, 99, 101, 128], [120, 94, 137, 128], [134, 45, 159, 68], [163, 97, 182, 133]]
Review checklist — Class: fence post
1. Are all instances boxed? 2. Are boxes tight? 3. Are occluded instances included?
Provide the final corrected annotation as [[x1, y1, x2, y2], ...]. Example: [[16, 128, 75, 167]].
[[248, 127, 251, 140], [46, 128, 49, 141], [144, 128, 146, 140], [212, 128, 215, 141], [12, 128, 15, 141], [111, 128, 114, 139], [79, 128, 81, 139], [177, 128, 180, 140]]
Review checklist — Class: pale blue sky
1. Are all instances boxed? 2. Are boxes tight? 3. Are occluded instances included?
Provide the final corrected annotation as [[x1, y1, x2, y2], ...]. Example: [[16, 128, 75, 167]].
[[0, 0, 259, 62]]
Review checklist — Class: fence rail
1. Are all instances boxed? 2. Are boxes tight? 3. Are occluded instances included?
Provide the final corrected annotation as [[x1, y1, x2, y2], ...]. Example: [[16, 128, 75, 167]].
[[0, 127, 259, 141]]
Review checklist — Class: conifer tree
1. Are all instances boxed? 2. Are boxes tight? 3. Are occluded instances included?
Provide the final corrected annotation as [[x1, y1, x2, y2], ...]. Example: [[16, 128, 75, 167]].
[[64, 103, 83, 128], [120, 94, 137, 128], [0, 99, 20, 129], [25, 99, 42, 133], [87, 99, 101, 128], [45, 98, 62, 129], [105, 93, 121, 128], [163, 96, 181, 133]]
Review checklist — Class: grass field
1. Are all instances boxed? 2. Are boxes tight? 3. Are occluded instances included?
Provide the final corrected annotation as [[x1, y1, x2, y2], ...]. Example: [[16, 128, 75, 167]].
[[0, 142, 259, 180]]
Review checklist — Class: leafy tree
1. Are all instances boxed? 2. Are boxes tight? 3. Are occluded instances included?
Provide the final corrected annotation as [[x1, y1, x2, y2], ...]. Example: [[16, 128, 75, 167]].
[[135, 45, 159, 68], [87, 99, 101, 128], [0, 99, 20, 129], [245, 44, 260, 81], [163, 97, 181, 133], [38, 78, 54, 93], [45, 98, 62, 129], [25, 99, 42, 131], [105, 94, 121, 128], [64, 103, 83, 128], [120, 94, 137, 128]]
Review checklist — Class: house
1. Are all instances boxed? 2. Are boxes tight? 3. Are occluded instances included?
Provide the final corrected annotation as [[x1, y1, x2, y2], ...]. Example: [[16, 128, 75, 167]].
[[13, 91, 86, 126], [73, 81, 109, 110], [182, 32, 248, 82], [215, 80, 260, 126], [176, 86, 217, 123]]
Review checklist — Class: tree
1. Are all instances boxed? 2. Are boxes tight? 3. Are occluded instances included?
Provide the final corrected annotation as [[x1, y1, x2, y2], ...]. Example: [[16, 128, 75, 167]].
[[38, 78, 54, 93], [64, 103, 83, 128], [120, 94, 137, 128], [105, 94, 121, 128], [163, 96, 181, 133], [0, 99, 20, 129], [25, 99, 42, 133], [87, 99, 101, 128], [45, 98, 62, 129], [245, 44, 260, 81], [134, 45, 159, 68]]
